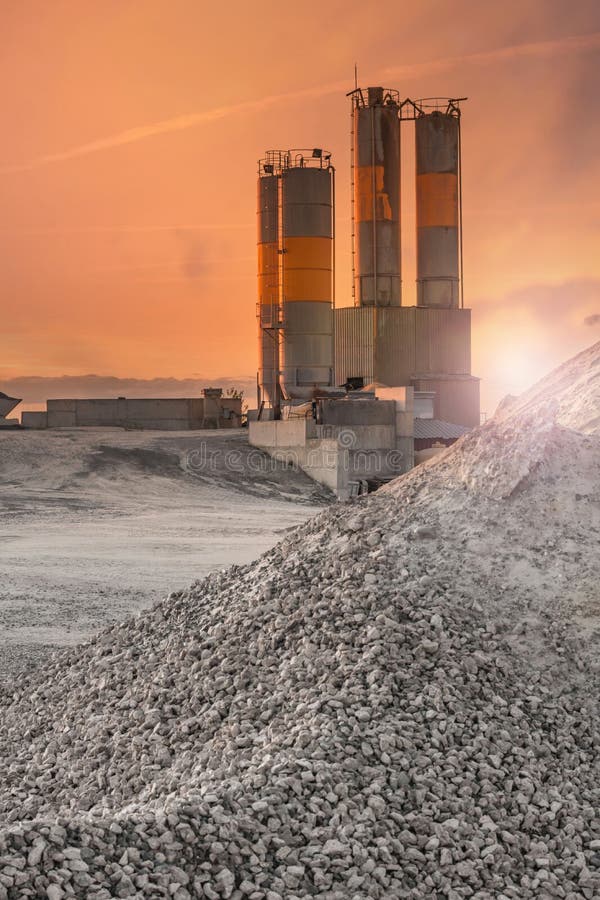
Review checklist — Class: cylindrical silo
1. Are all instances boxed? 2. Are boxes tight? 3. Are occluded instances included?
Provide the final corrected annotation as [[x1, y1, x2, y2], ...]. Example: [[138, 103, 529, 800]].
[[257, 166, 280, 414], [352, 86, 401, 307], [280, 157, 334, 400], [415, 110, 460, 308]]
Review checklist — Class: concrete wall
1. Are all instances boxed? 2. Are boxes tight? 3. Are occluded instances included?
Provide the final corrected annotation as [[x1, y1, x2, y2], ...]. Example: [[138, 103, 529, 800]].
[[272, 439, 345, 497], [21, 411, 48, 429], [374, 386, 413, 411], [317, 423, 395, 450], [250, 420, 346, 496], [250, 397, 415, 498], [249, 418, 316, 449], [40, 398, 242, 430], [319, 398, 396, 427]]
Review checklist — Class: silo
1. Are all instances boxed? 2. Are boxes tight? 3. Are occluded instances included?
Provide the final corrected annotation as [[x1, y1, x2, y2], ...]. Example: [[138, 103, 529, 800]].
[[352, 86, 401, 307], [415, 109, 460, 308], [257, 165, 280, 413], [280, 154, 334, 400]]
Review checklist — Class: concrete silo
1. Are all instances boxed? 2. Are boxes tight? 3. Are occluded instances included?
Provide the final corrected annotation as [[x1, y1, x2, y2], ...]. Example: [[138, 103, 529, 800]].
[[351, 86, 401, 307], [415, 103, 462, 308], [280, 153, 334, 400], [257, 150, 335, 413], [257, 162, 281, 415]]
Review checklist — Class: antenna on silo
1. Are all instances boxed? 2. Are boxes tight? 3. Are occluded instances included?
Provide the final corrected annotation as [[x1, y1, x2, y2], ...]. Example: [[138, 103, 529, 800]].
[[354, 63, 358, 91]]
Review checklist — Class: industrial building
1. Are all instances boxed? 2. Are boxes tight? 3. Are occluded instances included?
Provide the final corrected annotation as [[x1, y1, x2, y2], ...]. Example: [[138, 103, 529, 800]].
[[21, 389, 242, 430], [336, 91, 479, 428], [251, 87, 480, 496]]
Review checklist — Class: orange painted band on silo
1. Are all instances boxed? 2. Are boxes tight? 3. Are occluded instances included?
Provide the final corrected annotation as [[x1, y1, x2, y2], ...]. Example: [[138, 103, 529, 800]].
[[258, 242, 278, 274], [283, 268, 332, 302], [257, 242, 279, 305], [416, 173, 458, 228], [282, 235, 332, 302], [284, 236, 331, 270], [355, 165, 393, 223], [258, 275, 279, 305]]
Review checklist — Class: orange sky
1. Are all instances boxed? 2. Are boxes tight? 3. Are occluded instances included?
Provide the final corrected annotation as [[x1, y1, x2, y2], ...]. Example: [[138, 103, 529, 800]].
[[1, 0, 600, 414]]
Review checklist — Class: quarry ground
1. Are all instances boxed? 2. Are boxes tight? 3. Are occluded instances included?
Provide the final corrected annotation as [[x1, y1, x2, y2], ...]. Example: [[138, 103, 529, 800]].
[[0, 428, 330, 683]]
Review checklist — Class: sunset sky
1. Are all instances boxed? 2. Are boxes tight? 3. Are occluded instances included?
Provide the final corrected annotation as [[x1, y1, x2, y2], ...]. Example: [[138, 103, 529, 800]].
[[1, 0, 600, 414]]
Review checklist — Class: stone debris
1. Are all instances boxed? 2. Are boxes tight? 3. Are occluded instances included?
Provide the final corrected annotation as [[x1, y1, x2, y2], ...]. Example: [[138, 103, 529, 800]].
[[0, 343, 599, 897]]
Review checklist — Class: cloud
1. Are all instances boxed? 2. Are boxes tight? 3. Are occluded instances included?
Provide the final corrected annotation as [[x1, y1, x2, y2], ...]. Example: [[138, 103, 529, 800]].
[[0, 223, 255, 236], [473, 279, 600, 414], [477, 279, 600, 327], [0, 81, 347, 175], [174, 229, 209, 281], [2, 30, 599, 174], [384, 30, 600, 81], [2, 374, 257, 404]]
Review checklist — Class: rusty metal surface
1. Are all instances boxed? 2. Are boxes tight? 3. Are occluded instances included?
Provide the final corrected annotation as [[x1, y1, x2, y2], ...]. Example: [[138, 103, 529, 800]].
[[415, 113, 460, 309], [416, 173, 458, 227], [416, 274, 460, 308], [415, 113, 459, 175], [352, 90, 401, 308], [417, 228, 459, 279]]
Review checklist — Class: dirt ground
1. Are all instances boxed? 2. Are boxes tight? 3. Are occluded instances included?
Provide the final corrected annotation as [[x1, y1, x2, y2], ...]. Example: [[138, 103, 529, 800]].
[[0, 428, 330, 682]]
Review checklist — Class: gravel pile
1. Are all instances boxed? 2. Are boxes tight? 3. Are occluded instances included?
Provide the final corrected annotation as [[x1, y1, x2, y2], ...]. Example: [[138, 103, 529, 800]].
[[0, 345, 599, 899]]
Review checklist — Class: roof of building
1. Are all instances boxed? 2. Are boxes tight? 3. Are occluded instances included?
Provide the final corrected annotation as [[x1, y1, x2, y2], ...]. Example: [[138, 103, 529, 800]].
[[0, 393, 21, 419], [414, 418, 472, 440]]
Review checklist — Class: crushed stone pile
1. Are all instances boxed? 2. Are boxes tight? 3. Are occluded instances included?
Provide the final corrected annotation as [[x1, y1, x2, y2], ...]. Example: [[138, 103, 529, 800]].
[[1, 343, 599, 899], [495, 339, 600, 435]]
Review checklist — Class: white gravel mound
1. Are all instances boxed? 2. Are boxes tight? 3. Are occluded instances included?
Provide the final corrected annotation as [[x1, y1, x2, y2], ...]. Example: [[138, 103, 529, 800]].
[[493, 339, 600, 435], [0, 345, 599, 899]]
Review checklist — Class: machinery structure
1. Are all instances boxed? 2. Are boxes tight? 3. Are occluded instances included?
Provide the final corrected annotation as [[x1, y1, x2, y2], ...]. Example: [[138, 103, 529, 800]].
[[252, 87, 480, 494], [335, 91, 479, 428], [256, 149, 335, 419]]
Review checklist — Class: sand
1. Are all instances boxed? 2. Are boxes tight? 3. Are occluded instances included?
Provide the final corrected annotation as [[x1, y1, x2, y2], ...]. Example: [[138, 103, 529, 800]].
[[0, 428, 330, 682]]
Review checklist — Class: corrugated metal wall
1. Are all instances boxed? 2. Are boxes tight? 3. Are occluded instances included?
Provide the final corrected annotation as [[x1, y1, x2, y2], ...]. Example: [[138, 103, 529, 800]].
[[375, 308, 415, 385], [334, 307, 375, 385], [413, 307, 471, 375], [335, 306, 471, 386]]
